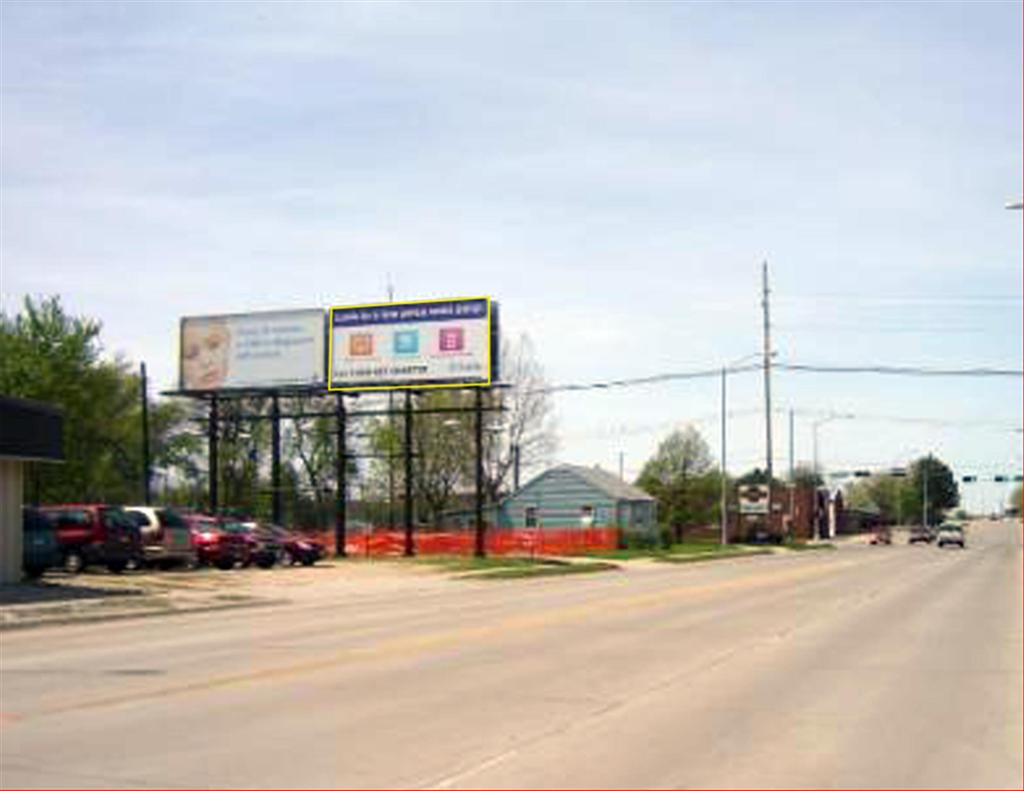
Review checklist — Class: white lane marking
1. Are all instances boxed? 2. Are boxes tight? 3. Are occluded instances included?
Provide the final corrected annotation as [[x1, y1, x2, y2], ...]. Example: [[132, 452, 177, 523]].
[[431, 748, 520, 789]]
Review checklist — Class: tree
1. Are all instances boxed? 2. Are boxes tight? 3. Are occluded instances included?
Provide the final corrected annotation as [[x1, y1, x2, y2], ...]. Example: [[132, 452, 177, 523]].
[[1, 296, 147, 502], [412, 390, 475, 523], [735, 468, 786, 487], [791, 464, 823, 489], [362, 332, 557, 524], [908, 455, 959, 525], [843, 474, 912, 525], [1010, 484, 1022, 516], [636, 426, 721, 539], [482, 333, 557, 501]]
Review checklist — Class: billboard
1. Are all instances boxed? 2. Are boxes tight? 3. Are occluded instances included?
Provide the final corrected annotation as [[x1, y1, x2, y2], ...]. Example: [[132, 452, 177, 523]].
[[179, 309, 325, 392], [329, 297, 495, 391]]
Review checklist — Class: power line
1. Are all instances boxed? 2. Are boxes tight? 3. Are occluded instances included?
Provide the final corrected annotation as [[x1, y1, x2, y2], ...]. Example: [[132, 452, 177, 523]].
[[531, 359, 1021, 395], [777, 363, 1022, 378]]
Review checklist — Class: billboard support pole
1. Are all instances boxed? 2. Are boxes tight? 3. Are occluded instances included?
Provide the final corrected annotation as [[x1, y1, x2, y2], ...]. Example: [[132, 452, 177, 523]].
[[403, 391, 415, 557], [209, 396, 219, 513], [475, 388, 486, 558], [335, 394, 347, 558], [140, 362, 151, 506], [271, 394, 282, 525]]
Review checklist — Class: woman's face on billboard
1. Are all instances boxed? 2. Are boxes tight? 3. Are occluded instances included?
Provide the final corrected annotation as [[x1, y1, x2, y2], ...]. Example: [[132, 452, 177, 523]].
[[182, 321, 231, 389]]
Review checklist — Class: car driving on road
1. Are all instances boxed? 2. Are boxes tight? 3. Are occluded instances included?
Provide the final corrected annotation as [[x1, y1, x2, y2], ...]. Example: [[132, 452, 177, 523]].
[[936, 522, 966, 548], [908, 524, 936, 544]]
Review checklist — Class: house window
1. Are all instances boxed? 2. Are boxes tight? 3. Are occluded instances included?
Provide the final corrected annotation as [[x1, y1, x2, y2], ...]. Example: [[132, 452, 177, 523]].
[[580, 505, 594, 527], [525, 507, 538, 528]]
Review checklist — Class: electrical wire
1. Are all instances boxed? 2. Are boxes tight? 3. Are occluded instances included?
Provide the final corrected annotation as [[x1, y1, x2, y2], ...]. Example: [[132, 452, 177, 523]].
[[777, 363, 1022, 377]]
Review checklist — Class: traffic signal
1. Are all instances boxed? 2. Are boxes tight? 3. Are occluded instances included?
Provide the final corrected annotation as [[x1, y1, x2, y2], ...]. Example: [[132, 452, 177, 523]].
[[962, 475, 977, 483], [994, 476, 1007, 483], [889, 468, 907, 478], [1014, 475, 1023, 483], [853, 470, 871, 478]]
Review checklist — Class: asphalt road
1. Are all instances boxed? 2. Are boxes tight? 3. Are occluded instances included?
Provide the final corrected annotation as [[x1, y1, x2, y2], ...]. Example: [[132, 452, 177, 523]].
[[1, 521, 1020, 789]]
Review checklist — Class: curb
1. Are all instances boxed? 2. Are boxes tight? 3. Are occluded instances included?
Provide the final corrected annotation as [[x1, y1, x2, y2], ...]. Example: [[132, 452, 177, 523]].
[[0, 597, 287, 632]]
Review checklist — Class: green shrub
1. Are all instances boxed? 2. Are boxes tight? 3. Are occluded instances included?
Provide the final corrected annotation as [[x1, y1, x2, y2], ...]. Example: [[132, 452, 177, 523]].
[[619, 530, 661, 551]]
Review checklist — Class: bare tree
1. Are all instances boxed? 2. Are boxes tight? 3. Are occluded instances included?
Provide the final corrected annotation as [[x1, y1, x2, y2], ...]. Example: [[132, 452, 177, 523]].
[[483, 333, 557, 501]]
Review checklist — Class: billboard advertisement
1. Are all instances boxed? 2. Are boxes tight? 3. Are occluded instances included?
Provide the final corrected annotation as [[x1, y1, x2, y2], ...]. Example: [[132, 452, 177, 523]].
[[329, 297, 495, 391], [179, 309, 325, 391]]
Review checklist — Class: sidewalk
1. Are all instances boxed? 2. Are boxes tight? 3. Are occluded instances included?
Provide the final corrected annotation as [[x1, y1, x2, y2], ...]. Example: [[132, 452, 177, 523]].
[[0, 577, 281, 631]]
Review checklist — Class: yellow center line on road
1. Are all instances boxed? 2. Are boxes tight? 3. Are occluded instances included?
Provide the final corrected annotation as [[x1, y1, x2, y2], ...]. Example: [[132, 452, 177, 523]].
[[15, 559, 860, 722]]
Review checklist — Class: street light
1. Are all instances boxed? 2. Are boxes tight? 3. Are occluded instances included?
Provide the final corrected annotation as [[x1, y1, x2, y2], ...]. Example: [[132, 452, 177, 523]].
[[1006, 200, 1023, 210], [811, 412, 855, 540]]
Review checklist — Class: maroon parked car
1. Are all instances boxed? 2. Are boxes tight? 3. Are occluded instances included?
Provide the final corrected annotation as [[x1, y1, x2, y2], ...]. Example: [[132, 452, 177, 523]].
[[272, 527, 326, 566], [185, 514, 251, 570], [39, 505, 143, 574]]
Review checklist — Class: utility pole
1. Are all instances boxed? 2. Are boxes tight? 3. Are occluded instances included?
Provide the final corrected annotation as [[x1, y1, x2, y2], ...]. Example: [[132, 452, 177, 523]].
[[788, 407, 795, 536], [922, 453, 930, 528], [474, 388, 486, 557], [335, 394, 347, 558], [403, 390, 414, 556], [720, 366, 728, 545], [271, 393, 281, 525], [140, 362, 151, 505], [762, 260, 774, 534], [618, 451, 624, 482], [387, 277, 396, 529]]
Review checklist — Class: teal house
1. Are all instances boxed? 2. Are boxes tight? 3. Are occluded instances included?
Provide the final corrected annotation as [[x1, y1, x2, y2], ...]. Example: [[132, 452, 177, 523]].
[[498, 464, 657, 535]]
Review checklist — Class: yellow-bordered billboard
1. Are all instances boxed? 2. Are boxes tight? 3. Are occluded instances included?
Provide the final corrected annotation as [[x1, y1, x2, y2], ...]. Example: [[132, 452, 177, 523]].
[[328, 297, 495, 391]]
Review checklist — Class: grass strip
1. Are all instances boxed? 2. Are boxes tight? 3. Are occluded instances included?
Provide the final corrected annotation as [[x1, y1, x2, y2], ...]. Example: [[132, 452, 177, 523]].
[[655, 548, 773, 564], [459, 561, 620, 580], [410, 555, 572, 573], [783, 542, 837, 551], [587, 542, 732, 561]]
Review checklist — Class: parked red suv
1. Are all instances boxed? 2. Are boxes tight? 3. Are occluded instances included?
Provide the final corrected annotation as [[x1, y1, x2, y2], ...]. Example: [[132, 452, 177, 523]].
[[185, 514, 251, 570], [38, 505, 143, 574]]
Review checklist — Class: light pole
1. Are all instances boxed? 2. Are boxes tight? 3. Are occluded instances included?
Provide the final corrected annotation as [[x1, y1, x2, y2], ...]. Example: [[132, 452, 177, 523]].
[[811, 413, 854, 540]]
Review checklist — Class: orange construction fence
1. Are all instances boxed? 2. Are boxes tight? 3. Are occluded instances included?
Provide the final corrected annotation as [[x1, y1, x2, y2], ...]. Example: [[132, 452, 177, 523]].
[[304, 526, 620, 557]]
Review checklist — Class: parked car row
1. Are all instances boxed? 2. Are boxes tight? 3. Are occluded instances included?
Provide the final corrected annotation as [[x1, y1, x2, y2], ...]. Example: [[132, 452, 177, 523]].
[[20, 505, 326, 578]]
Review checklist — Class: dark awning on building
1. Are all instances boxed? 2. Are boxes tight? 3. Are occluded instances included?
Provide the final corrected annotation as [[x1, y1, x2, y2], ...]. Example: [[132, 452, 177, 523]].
[[0, 395, 64, 461]]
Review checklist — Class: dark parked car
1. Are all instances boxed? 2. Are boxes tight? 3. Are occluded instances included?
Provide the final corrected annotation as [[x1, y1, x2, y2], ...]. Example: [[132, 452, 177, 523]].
[[185, 514, 251, 570], [22, 507, 62, 578], [39, 505, 143, 574], [124, 507, 197, 569], [908, 525, 936, 544], [271, 527, 326, 566]]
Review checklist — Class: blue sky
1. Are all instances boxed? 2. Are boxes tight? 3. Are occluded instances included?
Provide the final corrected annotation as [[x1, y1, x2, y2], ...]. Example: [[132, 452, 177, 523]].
[[2, 1, 1021, 512]]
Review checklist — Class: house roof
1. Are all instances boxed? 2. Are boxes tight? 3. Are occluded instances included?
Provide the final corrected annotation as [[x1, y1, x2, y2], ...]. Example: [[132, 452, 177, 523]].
[[552, 464, 655, 502]]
